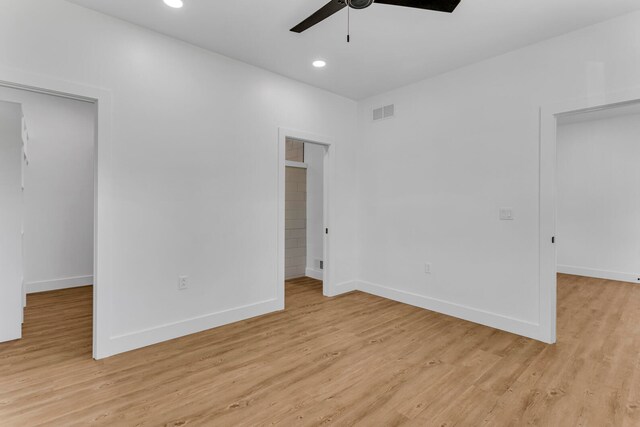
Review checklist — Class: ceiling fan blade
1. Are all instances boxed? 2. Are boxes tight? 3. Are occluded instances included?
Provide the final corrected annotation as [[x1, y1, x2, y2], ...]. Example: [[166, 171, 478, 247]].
[[374, 0, 461, 13], [290, 0, 348, 33]]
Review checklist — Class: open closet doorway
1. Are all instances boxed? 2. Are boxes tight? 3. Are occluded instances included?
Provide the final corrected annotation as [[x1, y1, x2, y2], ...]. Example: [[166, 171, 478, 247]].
[[540, 89, 640, 344], [556, 102, 640, 284], [0, 85, 97, 358], [278, 128, 332, 306]]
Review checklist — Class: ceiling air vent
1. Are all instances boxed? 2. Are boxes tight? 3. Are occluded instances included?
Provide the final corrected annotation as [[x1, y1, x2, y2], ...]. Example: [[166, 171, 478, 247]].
[[373, 104, 395, 121]]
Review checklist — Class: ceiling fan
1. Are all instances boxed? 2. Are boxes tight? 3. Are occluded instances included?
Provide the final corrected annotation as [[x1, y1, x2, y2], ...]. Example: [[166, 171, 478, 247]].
[[290, 0, 462, 34]]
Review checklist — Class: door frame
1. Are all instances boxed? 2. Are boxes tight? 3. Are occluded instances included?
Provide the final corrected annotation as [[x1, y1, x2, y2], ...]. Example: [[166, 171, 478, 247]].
[[539, 86, 640, 344], [278, 128, 334, 303], [0, 66, 113, 359]]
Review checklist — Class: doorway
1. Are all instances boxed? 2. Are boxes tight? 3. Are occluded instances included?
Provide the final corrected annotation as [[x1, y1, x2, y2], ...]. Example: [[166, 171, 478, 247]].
[[540, 89, 640, 344], [278, 128, 332, 305], [556, 103, 640, 283], [0, 79, 101, 357]]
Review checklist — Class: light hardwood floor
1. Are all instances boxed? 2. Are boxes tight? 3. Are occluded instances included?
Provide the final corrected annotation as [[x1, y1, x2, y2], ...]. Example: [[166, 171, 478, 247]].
[[1, 274, 639, 426]]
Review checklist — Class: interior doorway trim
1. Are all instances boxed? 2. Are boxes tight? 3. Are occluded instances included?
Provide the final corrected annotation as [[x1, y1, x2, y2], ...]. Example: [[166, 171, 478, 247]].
[[278, 127, 334, 303], [540, 86, 640, 345], [0, 65, 113, 360]]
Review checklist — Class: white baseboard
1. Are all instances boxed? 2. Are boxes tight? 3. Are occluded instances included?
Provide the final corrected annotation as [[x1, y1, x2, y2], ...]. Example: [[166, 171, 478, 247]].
[[557, 265, 640, 284], [355, 280, 546, 342], [325, 280, 358, 297], [26, 275, 93, 294], [99, 274, 564, 358], [101, 298, 281, 359], [305, 267, 324, 281]]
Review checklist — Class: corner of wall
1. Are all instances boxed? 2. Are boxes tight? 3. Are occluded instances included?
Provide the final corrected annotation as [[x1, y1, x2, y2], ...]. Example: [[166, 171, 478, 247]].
[[325, 280, 358, 297]]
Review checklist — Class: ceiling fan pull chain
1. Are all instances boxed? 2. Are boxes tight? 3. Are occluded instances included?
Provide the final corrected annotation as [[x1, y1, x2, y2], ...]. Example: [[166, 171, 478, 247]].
[[348, 7, 350, 43], [347, 5, 350, 43]]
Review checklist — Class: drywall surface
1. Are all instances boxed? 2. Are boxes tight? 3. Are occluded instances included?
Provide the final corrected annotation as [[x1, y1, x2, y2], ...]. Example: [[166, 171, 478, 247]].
[[357, 11, 640, 341], [0, 101, 23, 343], [0, 87, 95, 293], [285, 166, 307, 279], [305, 143, 324, 280], [557, 112, 640, 283], [0, 0, 358, 357], [286, 138, 304, 162]]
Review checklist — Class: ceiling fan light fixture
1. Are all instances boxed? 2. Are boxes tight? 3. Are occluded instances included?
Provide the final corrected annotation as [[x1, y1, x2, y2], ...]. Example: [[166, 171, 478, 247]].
[[312, 60, 327, 68], [348, 0, 374, 9], [163, 0, 184, 9]]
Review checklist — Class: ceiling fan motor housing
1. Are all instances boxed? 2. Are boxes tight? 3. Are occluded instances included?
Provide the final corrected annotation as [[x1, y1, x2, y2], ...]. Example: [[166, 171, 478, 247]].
[[348, 0, 374, 9]]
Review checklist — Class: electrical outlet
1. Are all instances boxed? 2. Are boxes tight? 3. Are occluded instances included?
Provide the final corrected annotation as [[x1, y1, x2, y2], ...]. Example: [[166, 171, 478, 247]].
[[424, 263, 432, 274], [178, 276, 188, 290], [499, 208, 514, 220]]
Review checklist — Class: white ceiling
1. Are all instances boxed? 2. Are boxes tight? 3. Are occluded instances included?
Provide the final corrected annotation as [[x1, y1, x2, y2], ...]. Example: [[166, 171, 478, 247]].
[[67, 0, 640, 100]]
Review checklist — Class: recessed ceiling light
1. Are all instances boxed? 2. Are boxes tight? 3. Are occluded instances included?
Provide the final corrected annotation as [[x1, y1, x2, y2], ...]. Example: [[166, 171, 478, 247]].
[[163, 0, 184, 8], [312, 60, 327, 68]]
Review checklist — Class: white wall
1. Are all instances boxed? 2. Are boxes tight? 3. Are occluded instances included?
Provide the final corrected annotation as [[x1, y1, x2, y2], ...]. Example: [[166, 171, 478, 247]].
[[557, 111, 640, 283], [5, 1, 639, 356], [356, 11, 640, 341], [0, 0, 358, 357], [0, 101, 23, 343], [305, 143, 324, 280], [0, 87, 95, 293]]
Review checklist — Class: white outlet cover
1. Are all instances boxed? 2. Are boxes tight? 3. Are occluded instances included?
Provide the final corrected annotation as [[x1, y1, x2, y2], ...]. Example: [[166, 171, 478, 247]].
[[178, 276, 188, 290]]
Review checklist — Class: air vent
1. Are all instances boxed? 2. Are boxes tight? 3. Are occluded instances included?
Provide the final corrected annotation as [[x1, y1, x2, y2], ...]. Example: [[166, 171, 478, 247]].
[[383, 104, 395, 118], [373, 104, 395, 121]]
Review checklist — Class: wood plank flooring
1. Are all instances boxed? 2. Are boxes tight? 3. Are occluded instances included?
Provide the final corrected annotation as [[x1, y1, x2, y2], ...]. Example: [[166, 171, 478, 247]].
[[0, 274, 639, 426]]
